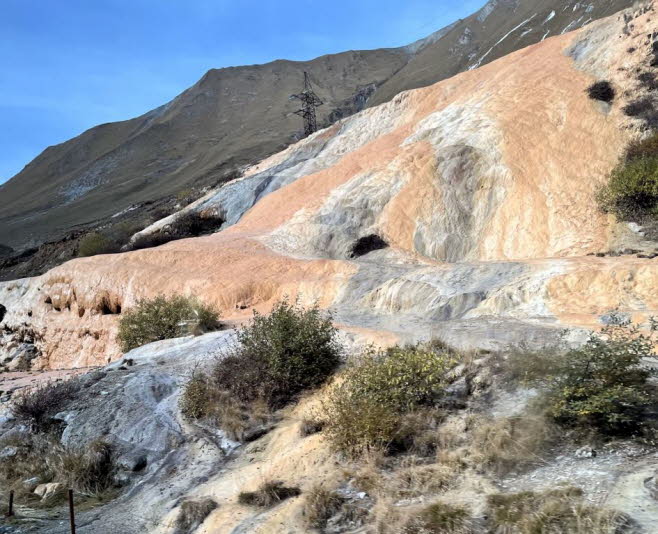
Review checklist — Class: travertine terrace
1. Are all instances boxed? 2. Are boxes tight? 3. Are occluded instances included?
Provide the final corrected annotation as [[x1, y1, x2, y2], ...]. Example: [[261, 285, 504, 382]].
[[1, 3, 658, 370]]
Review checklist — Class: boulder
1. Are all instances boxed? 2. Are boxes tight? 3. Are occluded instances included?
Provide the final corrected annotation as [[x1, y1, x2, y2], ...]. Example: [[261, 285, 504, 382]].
[[22, 476, 41, 492], [117, 451, 148, 472], [34, 482, 64, 501], [0, 446, 17, 459]]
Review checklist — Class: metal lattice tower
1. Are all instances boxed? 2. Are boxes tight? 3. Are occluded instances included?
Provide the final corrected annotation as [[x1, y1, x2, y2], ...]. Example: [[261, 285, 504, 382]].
[[290, 72, 323, 137]]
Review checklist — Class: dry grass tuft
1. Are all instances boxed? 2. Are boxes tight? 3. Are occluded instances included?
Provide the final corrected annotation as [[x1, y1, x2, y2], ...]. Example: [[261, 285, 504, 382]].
[[299, 417, 326, 437], [174, 498, 218, 534], [467, 415, 556, 475], [238, 480, 301, 508], [11, 378, 82, 433], [487, 487, 633, 534], [373, 499, 473, 534], [304, 484, 345, 529]]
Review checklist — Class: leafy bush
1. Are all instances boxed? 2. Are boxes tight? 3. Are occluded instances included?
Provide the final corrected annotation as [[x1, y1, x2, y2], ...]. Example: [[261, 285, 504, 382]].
[[487, 487, 631, 534], [181, 300, 341, 437], [587, 81, 615, 103], [194, 300, 340, 407], [237, 480, 300, 507], [11, 378, 82, 433], [117, 295, 221, 352], [226, 299, 341, 407], [322, 345, 458, 456], [597, 156, 658, 221], [78, 232, 118, 257], [508, 318, 657, 435]]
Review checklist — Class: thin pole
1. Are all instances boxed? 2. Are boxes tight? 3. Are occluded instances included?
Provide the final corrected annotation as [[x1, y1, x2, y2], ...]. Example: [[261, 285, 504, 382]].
[[68, 489, 76, 534], [7, 489, 13, 517]]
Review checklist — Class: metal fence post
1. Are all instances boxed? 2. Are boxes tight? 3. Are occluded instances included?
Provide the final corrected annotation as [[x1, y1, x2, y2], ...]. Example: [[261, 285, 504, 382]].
[[68, 489, 76, 534]]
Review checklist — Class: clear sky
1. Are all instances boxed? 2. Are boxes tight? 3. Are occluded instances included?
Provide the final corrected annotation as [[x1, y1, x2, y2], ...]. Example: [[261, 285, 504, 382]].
[[0, 0, 484, 184]]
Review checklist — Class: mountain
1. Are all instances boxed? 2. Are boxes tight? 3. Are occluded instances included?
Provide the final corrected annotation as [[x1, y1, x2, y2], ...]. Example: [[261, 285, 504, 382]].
[[0, 0, 634, 253]]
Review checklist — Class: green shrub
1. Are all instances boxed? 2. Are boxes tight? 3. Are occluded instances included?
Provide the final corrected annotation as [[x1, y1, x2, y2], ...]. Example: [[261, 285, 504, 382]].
[[487, 487, 631, 534], [211, 299, 341, 408], [597, 156, 658, 221], [11, 378, 82, 433], [78, 232, 118, 257], [323, 345, 458, 456], [229, 299, 341, 406], [509, 318, 656, 435], [181, 300, 341, 437], [237, 480, 300, 507], [117, 295, 221, 352]]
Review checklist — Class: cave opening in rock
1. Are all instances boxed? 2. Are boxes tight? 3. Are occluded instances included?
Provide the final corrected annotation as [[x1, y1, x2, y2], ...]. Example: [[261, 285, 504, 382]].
[[350, 234, 389, 258], [0, 304, 6, 323]]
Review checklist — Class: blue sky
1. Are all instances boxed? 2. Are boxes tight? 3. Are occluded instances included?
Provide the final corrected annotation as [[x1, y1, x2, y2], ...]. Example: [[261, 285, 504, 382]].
[[0, 0, 483, 184]]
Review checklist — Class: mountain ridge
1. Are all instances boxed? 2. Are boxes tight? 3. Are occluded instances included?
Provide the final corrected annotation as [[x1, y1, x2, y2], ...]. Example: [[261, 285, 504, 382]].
[[0, 0, 635, 255]]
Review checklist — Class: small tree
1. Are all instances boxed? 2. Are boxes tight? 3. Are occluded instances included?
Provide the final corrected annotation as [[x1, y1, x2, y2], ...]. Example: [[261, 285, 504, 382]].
[[117, 295, 220, 352], [513, 317, 657, 435]]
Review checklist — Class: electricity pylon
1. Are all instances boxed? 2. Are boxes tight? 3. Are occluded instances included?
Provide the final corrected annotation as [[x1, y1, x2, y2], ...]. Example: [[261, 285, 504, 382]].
[[290, 72, 323, 137]]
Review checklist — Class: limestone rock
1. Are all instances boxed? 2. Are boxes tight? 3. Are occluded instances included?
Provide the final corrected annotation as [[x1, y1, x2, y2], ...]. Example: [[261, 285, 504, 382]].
[[0, 2, 656, 371], [34, 482, 64, 501]]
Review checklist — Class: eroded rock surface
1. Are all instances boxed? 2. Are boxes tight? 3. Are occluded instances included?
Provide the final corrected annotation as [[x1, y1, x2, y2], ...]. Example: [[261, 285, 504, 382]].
[[1, 4, 657, 370]]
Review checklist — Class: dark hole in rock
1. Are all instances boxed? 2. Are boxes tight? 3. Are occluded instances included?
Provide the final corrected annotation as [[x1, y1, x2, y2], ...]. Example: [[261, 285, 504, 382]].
[[587, 81, 615, 103], [44, 296, 52, 305], [350, 234, 389, 258], [98, 298, 121, 315], [0, 304, 5, 323], [78, 307, 85, 318], [27, 311, 32, 317]]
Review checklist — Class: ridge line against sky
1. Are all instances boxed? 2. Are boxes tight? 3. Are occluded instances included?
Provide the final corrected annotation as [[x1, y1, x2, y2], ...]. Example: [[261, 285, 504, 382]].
[[0, 0, 484, 184]]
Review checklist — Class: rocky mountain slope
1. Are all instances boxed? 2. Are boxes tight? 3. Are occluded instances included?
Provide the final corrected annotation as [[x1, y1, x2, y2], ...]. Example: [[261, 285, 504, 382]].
[[0, 0, 634, 254]]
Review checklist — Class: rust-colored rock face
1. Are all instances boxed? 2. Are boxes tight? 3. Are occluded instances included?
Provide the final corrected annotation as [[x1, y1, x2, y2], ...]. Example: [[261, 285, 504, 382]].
[[1, 4, 658, 369]]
